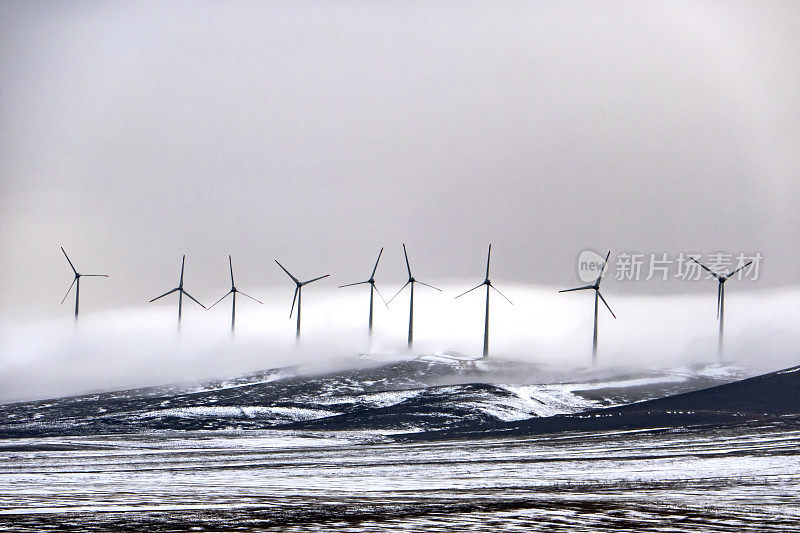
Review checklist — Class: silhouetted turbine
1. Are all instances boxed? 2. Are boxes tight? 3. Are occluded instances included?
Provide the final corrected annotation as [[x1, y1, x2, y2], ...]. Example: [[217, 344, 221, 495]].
[[208, 255, 263, 333], [275, 260, 329, 339], [559, 251, 616, 366], [339, 247, 388, 336], [388, 244, 441, 349], [60, 247, 109, 319], [689, 257, 752, 360], [149, 255, 206, 327], [455, 244, 513, 358]]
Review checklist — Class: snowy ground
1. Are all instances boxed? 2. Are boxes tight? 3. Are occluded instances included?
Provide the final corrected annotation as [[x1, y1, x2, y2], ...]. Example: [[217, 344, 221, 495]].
[[0, 356, 750, 437], [1, 356, 795, 530], [0, 423, 798, 531]]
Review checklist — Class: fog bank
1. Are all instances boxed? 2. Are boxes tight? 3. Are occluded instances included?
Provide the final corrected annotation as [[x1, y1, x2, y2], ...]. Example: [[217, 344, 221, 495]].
[[1, 284, 798, 403]]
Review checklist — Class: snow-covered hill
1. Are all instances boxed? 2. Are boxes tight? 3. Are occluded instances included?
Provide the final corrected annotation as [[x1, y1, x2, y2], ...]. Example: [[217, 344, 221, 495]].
[[0, 354, 749, 438]]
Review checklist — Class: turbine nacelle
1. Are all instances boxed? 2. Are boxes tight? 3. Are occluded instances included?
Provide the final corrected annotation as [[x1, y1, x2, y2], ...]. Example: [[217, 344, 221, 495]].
[[688, 256, 753, 360], [455, 245, 512, 305], [276, 259, 329, 335], [207, 255, 262, 332], [338, 247, 387, 335], [559, 249, 615, 365], [389, 243, 441, 348], [690, 255, 753, 318], [59, 247, 109, 317], [149, 255, 205, 327], [455, 244, 512, 358], [388, 244, 442, 305]]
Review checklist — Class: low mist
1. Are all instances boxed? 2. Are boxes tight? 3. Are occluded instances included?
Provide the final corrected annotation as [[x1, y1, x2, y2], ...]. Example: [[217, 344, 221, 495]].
[[1, 283, 798, 403], [0, 283, 800, 402]]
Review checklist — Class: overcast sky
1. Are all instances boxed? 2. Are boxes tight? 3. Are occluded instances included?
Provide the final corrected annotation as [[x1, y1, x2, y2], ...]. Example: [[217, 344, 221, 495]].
[[1, 1, 799, 318]]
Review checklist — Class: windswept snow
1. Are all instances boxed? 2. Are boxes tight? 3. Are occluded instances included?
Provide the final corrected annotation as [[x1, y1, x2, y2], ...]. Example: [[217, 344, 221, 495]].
[[0, 357, 756, 437], [139, 405, 337, 422], [497, 385, 600, 419]]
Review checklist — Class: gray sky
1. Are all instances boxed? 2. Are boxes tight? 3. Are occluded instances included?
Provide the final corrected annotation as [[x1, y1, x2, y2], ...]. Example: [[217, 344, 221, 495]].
[[2, 0, 799, 318]]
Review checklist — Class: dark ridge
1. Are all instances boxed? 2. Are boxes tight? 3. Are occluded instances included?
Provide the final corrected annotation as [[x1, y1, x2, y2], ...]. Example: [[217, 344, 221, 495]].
[[404, 365, 800, 441], [283, 382, 517, 431], [0, 357, 753, 439]]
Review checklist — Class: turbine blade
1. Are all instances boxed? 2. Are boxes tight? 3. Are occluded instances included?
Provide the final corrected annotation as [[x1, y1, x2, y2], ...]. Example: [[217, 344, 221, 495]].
[[416, 281, 442, 292], [275, 260, 299, 284], [60, 278, 77, 305], [402, 243, 412, 278], [374, 284, 389, 307], [181, 290, 206, 309], [81, 274, 109, 277], [208, 291, 233, 309], [179, 255, 185, 286], [229, 255, 235, 287], [485, 244, 492, 280], [716, 283, 721, 320], [371, 247, 383, 279], [558, 285, 594, 293], [338, 280, 369, 288], [597, 290, 616, 319], [302, 274, 330, 285], [489, 283, 513, 305], [149, 287, 179, 303], [289, 287, 298, 317], [595, 251, 611, 285], [61, 247, 77, 274], [724, 260, 753, 281], [388, 281, 410, 305], [238, 291, 263, 304], [455, 283, 483, 299], [690, 257, 720, 280]]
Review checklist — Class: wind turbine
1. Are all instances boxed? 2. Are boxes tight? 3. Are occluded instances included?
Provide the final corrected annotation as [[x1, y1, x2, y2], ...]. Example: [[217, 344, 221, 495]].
[[689, 257, 752, 360], [388, 244, 441, 349], [338, 247, 387, 336], [149, 255, 206, 326], [60, 247, 108, 319], [275, 260, 329, 339], [455, 244, 513, 358], [559, 251, 616, 366], [208, 255, 263, 333]]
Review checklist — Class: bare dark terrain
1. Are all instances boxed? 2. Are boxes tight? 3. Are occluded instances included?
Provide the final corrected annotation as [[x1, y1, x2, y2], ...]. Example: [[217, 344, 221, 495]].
[[1, 356, 799, 531], [0, 355, 752, 438]]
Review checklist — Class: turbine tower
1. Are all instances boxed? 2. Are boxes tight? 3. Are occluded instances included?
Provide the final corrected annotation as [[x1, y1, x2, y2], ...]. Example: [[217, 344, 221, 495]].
[[275, 260, 329, 339], [455, 244, 513, 358], [339, 247, 387, 336], [559, 251, 616, 366], [149, 255, 206, 327], [208, 255, 263, 333], [60, 247, 109, 319], [689, 257, 752, 360], [388, 244, 441, 349]]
